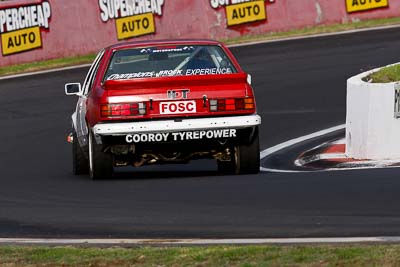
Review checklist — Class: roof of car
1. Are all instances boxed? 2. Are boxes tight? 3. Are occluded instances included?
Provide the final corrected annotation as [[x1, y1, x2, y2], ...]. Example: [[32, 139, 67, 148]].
[[105, 39, 222, 51]]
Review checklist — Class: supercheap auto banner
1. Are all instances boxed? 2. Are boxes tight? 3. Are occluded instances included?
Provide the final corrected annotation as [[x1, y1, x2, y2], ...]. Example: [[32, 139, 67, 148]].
[[1, 0, 399, 67], [210, 0, 268, 27], [99, 0, 164, 40], [0, 1, 51, 56]]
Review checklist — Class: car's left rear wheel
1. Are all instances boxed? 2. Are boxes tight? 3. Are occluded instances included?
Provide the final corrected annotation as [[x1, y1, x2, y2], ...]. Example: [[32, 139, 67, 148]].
[[89, 130, 113, 180], [72, 130, 89, 175]]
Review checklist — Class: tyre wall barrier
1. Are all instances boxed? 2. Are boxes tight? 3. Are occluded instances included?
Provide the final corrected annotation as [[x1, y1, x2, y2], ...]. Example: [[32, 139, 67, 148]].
[[1, 0, 399, 67]]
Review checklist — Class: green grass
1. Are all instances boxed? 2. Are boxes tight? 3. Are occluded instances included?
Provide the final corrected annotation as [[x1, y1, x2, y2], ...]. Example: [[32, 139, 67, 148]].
[[1, 244, 400, 266], [365, 64, 400, 83], [0, 53, 96, 76], [221, 16, 400, 45], [1, 16, 400, 77]]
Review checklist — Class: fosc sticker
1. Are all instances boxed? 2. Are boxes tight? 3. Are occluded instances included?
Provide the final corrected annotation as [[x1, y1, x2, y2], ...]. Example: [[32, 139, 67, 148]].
[[346, 0, 388, 13], [159, 101, 196, 115]]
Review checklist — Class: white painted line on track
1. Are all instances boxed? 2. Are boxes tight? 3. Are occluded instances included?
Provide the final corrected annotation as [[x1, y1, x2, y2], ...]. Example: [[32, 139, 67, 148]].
[[260, 167, 305, 173], [1, 237, 400, 245], [259, 124, 345, 173], [229, 24, 400, 48], [312, 153, 347, 160], [260, 124, 346, 160], [0, 64, 91, 81], [1, 24, 400, 80]]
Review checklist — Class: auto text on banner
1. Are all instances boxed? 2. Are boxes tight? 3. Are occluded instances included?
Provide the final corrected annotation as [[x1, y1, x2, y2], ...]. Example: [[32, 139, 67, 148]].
[[225, 1, 266, 27], [346, 0, 389, 13]]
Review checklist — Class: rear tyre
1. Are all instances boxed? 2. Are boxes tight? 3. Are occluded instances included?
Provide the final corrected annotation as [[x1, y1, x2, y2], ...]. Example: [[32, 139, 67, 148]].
[[235, 127, 260, 174], [217, 127, 260, 175], [72, 130, 89, 175], [88, 130, 113, 180]]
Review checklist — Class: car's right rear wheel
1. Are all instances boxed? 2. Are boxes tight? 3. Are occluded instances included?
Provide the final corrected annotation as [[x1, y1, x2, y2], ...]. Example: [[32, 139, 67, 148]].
[[218, 127, 260, 175], [235, 127, 260, 174], [88, 130, 113, 180]]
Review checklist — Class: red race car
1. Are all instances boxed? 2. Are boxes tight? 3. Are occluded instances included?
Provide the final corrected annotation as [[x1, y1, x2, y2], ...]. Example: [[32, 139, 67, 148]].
[[65, 40, 261, 179]]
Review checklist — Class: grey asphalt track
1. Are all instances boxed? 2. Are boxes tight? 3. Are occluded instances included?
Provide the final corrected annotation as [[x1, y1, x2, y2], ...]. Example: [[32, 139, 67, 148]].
[[1, 28, 400, 238]]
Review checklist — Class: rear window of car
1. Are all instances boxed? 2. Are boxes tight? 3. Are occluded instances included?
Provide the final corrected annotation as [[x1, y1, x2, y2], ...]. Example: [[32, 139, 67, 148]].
[[104, 45, 238, 81]]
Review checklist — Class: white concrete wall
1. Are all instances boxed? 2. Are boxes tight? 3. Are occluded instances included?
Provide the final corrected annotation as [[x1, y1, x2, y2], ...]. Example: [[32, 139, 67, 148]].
[[346, 65, 400, 160]]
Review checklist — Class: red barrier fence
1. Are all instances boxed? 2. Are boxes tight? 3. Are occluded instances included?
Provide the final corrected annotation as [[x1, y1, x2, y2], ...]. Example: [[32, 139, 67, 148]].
[[0, 0, 399, 67]]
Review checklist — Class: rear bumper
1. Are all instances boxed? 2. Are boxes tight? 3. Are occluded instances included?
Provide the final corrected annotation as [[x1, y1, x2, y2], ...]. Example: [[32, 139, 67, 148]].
[[93, 114, 261, 136]]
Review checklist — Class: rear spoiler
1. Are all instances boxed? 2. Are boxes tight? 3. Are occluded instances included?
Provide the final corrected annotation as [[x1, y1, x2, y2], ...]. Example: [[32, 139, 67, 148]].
[[103, 73, 248, 90]]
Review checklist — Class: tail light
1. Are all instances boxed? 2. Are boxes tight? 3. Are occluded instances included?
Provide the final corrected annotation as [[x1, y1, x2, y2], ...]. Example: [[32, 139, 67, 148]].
[[209, 97, 255, 112], [101, 102, 146, 117]]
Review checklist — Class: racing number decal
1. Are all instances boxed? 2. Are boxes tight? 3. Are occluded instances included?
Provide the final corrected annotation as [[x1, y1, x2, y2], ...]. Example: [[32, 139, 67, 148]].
[[159, 101, 196, 115]]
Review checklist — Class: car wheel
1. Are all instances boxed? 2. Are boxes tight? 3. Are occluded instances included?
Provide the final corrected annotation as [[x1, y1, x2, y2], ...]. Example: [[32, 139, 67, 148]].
[[235, 127, 260, 174], [217, 127, 260, 175], [72, 130, 89, 175], [88, 129, 113, 180]]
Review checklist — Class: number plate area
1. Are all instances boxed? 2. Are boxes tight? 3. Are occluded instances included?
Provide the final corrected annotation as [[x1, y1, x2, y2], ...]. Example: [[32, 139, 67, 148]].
[[159, 100, 196, 115]]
